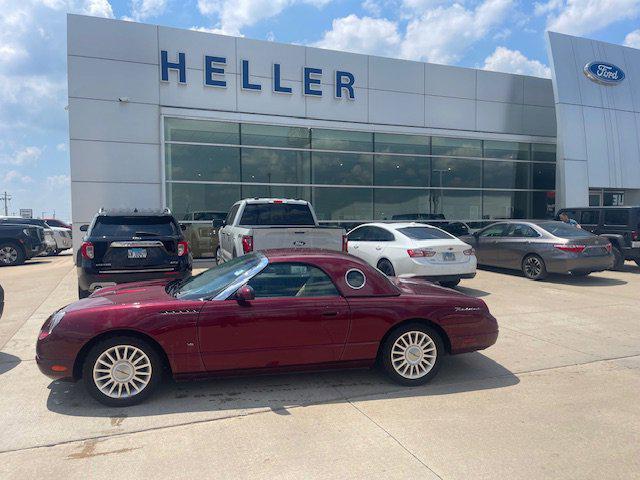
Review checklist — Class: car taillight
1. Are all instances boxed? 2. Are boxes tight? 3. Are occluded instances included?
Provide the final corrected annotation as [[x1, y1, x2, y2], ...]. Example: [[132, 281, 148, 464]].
[[407, 248, 436, 258], [242, 235, 253, 253], [463, 248, 475, 256], [342, 234, 348, 252], [605, 243, 612, 253], [632, 231, 638, 241], [554, 244, 586, 253], [81, 241, 94, 259], [177, 241, 189, 256]]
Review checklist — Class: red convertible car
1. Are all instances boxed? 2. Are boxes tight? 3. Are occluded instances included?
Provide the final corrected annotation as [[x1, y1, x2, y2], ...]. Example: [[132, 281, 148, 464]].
[[37, 249, 498, 406]]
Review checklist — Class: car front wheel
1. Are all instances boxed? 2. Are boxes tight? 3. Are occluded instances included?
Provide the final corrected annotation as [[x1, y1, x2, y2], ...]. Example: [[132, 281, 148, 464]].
[[380, 324, 443, 386], [82, 336, 162, 407], [522, 254, 547, 280], [0, 242, 25, 266]]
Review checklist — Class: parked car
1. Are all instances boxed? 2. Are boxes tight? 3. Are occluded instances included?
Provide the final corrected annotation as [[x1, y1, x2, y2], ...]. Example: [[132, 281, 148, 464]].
[[556, 206, 640, 270], [215, 198, 345, 264], [0, 217, 57, 255], [461, 221, 614, 280], [36, 249, 498, 406], [44, 218, 72, 230], [0, 222, 47, 266], [77, 208, 192, 299], [347, 223, 476, 288], [182, 211, 227, 258]]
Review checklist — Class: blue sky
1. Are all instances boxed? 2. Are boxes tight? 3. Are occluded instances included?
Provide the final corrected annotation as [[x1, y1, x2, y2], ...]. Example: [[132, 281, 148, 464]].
[[1, 0, 639, 222]]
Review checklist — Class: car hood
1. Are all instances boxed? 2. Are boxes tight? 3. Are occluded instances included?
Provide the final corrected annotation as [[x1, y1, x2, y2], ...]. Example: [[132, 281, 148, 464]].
[[66, 280, 174, 311]]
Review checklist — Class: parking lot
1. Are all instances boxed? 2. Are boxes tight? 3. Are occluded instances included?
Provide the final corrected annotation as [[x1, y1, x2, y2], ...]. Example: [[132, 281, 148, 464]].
[[0, 254, 639, 479]]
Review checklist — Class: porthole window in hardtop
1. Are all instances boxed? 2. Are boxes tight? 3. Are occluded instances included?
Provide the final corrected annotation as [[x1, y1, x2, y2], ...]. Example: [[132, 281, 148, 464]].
[[345, 269, 366, 289]]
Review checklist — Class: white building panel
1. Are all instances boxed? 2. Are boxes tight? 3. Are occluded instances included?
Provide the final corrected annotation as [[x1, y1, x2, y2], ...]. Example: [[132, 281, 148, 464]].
[[616, 110, 640, 188], [236, 38, 306, 82], [158, 26, 237, 72], [476, 101, 523, 134], [305, 87, 368, 122], [425, 64, 476, 100], [425, 96, 476, 131], [523, 105, 557, 137], [160, 74, 238, 111], [305, 47, 368, 88], [477, 70, 524, 104], [547, 32, 581, 105], [237, 81, 306, 117], [581, 106, 610, 187], [369, 56, 424, 94], [368, 90, 425, 126], [524, 76, 555, 107]]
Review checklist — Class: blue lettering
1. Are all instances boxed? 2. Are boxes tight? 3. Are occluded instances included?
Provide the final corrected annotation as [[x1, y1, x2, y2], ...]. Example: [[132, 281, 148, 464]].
[[242, 60, 261, 91], [304, 67, 322, 96], [273, 63, 292, 94], [161, 50, 186, 83], [204, 56, 226, 87], [335, 71, 355, 99]]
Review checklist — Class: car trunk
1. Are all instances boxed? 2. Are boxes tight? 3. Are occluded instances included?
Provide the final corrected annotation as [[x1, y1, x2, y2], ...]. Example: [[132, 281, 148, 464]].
[[562, 235, 611, 257], [252, 227, 344, 252], [93, 237, 180, 272], [411, 239, 470, 265]]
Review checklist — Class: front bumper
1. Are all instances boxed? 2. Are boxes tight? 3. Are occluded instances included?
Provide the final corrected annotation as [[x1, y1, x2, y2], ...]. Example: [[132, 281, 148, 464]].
[[35, 353, 75, 381]]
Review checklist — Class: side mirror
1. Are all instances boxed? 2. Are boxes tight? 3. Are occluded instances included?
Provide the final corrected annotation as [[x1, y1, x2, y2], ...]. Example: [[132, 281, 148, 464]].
[[235, 285, 255, 303], [79, 224, 89, 232], [212, 219, 224, 229], [180, 223, 187, 231]]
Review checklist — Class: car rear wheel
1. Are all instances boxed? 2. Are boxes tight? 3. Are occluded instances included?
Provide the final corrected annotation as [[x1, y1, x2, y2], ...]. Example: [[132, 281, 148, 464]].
[[611, 247, 624, 271], [83, 336, 162, 407], [522, 254, 547, 280], [381, 324, 443, 386], [440, 279, 460, 288], [377, 258, 395, 277], [0, 242, 25, 266]]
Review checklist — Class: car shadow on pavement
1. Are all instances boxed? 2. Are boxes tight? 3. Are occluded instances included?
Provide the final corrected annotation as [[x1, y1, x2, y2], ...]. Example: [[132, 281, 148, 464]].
[[45, 352, 518, 418], [478, 266, 627, 286], [0, 352, 21, 375]]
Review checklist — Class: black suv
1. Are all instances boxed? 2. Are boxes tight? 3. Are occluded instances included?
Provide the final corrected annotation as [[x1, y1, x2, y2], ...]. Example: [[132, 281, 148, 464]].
[[556, 206, 640, 270], [77, 208, 192, 298], [0, 223, 46, 266]]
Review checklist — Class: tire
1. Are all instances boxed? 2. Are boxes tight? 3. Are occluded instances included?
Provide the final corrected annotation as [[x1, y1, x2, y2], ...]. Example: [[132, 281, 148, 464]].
[[440, 279, 461, 288], [377, 258, 396, 277], [572, 271, 590, 277], [82, 335, 163, 407], [215, 247, 223, 265], [611, 247, 624, 271], [52, 249, 61, 256], [78, 286, 90, 299], [380, 323, 443, 386], [635, 260, 640, 268], [0, 242, 25, 266], [522, 254, 547, 280]]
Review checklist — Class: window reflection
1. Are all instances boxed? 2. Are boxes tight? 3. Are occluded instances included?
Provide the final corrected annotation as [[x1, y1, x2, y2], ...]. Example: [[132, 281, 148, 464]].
[[164, 118, 239, 144], [483, 140, 529, 160], [242, 148, 310, 184], [375, 155, 430, 187], [432, 137, 482, 157], [374, 133, 429, 155], [431, 190, 482, 220], [312, 152, 373, 185], [311, 129, 373, 152], [165, 144, 240, 182], [483, 191, 529, 219], [483, 160, 529, 189], [374, 189, 430, 220], [241, 124, 309, 148], [431, 158, 481, 188], [532, 163, 556, 190], [313, 187, 373, 220]]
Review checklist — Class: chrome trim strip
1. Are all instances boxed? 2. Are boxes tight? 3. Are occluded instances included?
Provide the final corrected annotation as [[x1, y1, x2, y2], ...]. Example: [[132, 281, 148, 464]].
[[212, 254, 269, 301], [110, 241, 165, 247], [98, 268, 175, 274]]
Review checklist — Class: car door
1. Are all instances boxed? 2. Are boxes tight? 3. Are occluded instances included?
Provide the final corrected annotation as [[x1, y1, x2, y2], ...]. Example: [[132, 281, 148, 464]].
[[498, 223, 541, 269], [354, 227, 392, 265], [579, 210, 600, 234], [197, 262, 350, 372], [475, 223, 509, 266], [347, 226, 371, 262]]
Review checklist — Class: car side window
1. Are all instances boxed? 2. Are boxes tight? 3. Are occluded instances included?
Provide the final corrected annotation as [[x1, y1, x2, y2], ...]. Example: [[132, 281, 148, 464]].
[[370, 227, 395, 242], [247, 263, 340, 298], [604, 210, 628, 226], [225, 205, 239, 226], [507, 224, 539, 238], [347, 226, 367, 241], [580, 210, 599, 225], [479, 224, 508, 237]]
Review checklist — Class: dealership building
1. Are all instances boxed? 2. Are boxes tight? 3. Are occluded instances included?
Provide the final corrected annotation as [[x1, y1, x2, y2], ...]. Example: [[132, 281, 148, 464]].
[[67, 14, 640, 256]]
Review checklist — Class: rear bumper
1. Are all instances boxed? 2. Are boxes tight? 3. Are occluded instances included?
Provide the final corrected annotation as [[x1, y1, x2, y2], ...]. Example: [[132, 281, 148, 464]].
[[78, 266, 191, 292], [622, 246, 640, 261], [401, 272, 476, 282], [547, 254, 614, 274]]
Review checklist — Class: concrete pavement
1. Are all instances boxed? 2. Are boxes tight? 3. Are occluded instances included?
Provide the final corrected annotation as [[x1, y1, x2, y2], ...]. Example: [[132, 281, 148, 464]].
[[0, 256, 639, 479]]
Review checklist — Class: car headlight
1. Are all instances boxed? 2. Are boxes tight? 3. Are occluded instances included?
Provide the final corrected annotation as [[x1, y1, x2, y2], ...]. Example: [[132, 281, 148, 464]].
[[48, 310, 66, 334]]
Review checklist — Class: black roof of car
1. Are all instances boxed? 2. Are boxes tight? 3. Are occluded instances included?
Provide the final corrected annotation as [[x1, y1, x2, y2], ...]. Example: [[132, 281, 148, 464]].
[[95, 208, 173, 217]]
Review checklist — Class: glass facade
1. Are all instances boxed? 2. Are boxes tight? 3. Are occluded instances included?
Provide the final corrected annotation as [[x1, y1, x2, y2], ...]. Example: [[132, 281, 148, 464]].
[[164, 118, 556, 257]]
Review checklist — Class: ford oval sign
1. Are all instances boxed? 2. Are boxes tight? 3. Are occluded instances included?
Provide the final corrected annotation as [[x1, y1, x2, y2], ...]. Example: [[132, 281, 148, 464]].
[[583, 61, 625, 85]]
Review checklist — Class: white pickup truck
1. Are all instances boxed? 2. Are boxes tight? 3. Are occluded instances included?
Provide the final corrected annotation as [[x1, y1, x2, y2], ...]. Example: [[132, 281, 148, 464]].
[[214, 198, 346, 263]]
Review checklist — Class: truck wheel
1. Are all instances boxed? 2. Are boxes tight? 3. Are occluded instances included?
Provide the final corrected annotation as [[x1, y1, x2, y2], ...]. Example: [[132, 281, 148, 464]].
[[0, 242, 25, 266], [611, 247, 624, 271]]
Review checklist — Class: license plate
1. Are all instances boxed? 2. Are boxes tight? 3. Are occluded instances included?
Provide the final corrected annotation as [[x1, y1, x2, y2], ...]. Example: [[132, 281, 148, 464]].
[[443, 252, 456, 262], [127, 248, 147, 259], [632, 241, 640, 248]]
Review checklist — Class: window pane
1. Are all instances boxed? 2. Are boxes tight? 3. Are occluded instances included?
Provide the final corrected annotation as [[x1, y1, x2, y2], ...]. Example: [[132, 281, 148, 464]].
[[374, 155, 430, 187], [531, 191, 556, 219], [374, 189, 430, 220], [241, 185, 311, 201], [483, 191, 529, 219], [604, 209, 628, 225], [580, 210, 599, 224], [432, 137, 482, 157], [431, 157, 482, 188], [532, 163, 556, 189], [242, 148, 310, 184], [167, 183, 240, 222], [480, 224, 509, 237], [483, 140, 530, 160], [166, 144, 240, 182], [531, 143, 556, 162], [239, 203, 315, 226], [374, 133, 429, 154], [311, 128, 373, 152], [398, 227, 453, 240], [483, 160, 529, 189], [241, 124, 309, 148], [313, 187, 373, 221], [312, 152, 373, 185], [164, 118, 239, 144], [432, 190, 481, 220]]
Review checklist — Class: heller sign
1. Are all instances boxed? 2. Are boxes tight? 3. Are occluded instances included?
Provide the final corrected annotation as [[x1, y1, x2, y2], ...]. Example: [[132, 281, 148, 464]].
[[160, 51, 356, 99], [583, 61, 625, 86]]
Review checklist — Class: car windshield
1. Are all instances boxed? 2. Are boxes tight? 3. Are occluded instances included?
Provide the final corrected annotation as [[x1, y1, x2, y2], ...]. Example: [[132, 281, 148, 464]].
[[193, 212, 226, 221], [91, 216, 178, 237], [172, 253, 266, 300], [239, 203, 315, 226], [398, 226, 453, 240], [538, 222, 594, 238]]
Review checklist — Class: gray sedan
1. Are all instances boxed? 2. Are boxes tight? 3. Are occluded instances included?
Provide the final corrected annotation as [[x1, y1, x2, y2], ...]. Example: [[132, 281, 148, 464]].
[[461, 221, 614, 280]]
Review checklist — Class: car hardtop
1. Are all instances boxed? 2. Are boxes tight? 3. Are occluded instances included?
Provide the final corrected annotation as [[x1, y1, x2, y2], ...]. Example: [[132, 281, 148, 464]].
[[260, 248, 401, 297]]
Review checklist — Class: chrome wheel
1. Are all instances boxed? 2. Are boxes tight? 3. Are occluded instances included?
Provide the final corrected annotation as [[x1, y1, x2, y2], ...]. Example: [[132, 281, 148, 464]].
[[523, 256, 543, 278], [0, 246, 18, 265], [391, 331, 437, 379], [93, 345, 152, 399]]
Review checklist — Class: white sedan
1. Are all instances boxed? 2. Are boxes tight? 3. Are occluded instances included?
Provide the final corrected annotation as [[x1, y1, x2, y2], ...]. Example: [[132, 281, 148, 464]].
[[346, 222, 477, 288]]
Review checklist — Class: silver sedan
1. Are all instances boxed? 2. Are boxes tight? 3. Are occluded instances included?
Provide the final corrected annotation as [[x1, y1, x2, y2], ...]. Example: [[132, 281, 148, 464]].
[[461, 221, 614, 280]]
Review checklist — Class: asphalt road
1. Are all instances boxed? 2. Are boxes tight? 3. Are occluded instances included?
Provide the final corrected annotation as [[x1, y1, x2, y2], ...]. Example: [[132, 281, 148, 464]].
[[0, 256, 639, 479]]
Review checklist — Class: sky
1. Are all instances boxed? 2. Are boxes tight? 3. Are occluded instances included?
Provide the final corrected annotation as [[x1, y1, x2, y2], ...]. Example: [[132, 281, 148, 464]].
[[1, 0, 640, 223]]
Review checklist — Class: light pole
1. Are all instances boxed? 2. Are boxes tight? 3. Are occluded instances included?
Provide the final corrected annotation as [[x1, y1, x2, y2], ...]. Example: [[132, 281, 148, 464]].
[[1, 191, 11, 216]]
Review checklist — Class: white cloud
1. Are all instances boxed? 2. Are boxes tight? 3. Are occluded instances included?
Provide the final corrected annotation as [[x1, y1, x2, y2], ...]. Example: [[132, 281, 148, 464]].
[[536, 0, 640, 36], [624, 29, 640, 48], [56, 143, 67, 151], [0, 146, 43, 166], [127, 0, 166, 21], [196, 0, 331, 36], [3, 170, 34, 184], [483, 46, 551, 77], [362, 0, 382, 16], [83, 0, 114, 18], [400, 0, 514, 63], [46, 174, 71, 189], [312, 15, 401, 56]]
